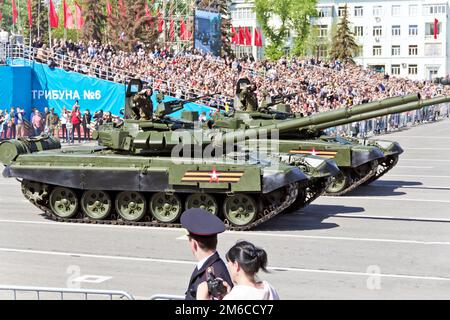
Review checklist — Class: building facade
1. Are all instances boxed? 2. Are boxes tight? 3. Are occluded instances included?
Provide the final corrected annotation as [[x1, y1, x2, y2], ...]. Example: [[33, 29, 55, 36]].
[[230, 0, 449, 80]]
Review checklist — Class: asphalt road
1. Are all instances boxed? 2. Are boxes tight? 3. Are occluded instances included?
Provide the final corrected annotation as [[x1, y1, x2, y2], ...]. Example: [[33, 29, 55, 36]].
[[1, 118, 450, 300]]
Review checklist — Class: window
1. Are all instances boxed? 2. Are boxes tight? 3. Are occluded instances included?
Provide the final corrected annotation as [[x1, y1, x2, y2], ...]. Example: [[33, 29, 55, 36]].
[[373, 6, 383, 16], [354, 26, 363, 37], [373, 26, 382, 37], [423, 5, 446, 15], [354, 6, 363, 16], [392, 25, 400, 36], [409, 45, 418, 56], [425, 22, 441, 37], [338, 6, 347, 17], [318, 7, 331, 18], [424, 43, 442, 56], [391, 65, 400, 75], [408, 64, 418, 75], [409, 5, 418, 16], [318, 25, 328, 38], [355, 45, 363, 57], [409, 25, 418, 36], [373, 46, 382, 56], [318, 45, 328, 58], [392, 5, 400, 16], [391, 45, 400, 56]]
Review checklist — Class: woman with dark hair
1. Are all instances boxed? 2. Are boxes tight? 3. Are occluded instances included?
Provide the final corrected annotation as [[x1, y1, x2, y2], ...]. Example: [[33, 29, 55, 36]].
[[197, 241, 280, 300]]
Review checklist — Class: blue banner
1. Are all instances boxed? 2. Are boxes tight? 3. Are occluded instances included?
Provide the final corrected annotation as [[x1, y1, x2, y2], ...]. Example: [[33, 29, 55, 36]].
[[31, 62, 126, 115]]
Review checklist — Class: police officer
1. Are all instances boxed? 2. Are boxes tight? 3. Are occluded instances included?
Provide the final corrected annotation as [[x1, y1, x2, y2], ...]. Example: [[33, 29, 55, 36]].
[[181, 208, 233, 300], [131, 87, 153, 120]]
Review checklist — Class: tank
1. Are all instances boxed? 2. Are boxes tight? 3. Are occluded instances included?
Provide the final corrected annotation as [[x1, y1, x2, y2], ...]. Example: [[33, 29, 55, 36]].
[[0, 84, 341, 230], [208, 90, 438, 195]]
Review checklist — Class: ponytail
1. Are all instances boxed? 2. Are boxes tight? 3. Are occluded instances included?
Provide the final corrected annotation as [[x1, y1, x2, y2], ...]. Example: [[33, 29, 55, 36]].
[[226, 241, 269, 275]]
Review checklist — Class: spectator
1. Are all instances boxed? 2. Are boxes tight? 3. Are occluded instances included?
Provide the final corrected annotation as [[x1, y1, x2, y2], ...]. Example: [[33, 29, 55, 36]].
[[47, 108, 60, 138], [60, 107, 70, 142], [14, 107, 26, 138], [8, 107, 16, 139], [82, 109, 92, 141], [31, 109, 44, 136], [71, 102, 82, 143], [2, 111, 10, 140], [197, 241, 279, 300]]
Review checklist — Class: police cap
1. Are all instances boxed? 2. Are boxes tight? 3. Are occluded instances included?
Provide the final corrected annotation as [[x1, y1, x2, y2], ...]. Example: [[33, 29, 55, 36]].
[[180, 208, 225, 237]]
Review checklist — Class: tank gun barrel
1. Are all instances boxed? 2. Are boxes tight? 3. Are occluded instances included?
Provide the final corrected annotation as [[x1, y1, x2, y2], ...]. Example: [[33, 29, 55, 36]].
[[311, 95, 450, 131], [220, 94, 420, 144]]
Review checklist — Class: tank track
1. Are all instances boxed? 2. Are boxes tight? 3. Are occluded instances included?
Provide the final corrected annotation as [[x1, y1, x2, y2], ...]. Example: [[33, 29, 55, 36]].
[[363, 156, 399, 186], [285, 178, 331, 213], [325, 167, 377, 197], [21, 182, 299, 232]]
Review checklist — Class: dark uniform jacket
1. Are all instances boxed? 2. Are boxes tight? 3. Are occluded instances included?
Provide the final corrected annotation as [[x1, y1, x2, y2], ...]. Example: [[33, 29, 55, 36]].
[[185, 251, 233, 300]]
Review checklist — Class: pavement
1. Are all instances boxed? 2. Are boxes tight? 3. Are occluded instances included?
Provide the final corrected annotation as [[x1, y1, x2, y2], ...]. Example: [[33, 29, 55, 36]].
[[0, 118, 450, 299]]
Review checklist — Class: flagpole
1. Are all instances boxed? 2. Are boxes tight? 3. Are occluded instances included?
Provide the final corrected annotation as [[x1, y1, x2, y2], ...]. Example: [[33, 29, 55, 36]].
[[37, 0, 41, 39]]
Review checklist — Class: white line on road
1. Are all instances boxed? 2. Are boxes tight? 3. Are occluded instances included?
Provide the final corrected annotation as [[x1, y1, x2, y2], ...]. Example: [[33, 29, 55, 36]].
[[400, 159, 450, 162], [405, 148, 450, 150], [395, 166, 434, 169], [332, 213, 450, 224], [387, 174, 450, 179], [391, 136, 450, 139], [1, 219, 450, 246], [1, 247, 449, 283], [370, 184, 450, 190], [322, 196, 450, 203]]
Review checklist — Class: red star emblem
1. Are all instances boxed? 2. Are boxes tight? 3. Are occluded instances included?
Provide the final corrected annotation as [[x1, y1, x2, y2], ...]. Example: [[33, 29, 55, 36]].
[[309, 148, 318, 156], [209, 166, 221, 183]]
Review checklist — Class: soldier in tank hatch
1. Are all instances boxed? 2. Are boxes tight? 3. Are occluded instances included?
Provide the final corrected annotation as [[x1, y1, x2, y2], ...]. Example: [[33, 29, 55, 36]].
[[131, 87, 153, 120]]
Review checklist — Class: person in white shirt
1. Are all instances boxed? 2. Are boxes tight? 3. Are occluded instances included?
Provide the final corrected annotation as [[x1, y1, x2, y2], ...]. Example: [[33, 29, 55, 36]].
[[197, 240, 280, 300]]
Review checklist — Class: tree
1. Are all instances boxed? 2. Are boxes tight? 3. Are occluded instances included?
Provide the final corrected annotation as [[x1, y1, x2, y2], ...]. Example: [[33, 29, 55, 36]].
[[106, 0, 158, 50], [81, 0, 106, 43], [329, 4, 358, 62], [52, 0, 79, 42], [254, 0, 317, 60]]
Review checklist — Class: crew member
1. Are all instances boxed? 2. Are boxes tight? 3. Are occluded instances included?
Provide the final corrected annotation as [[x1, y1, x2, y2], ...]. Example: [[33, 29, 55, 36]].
[[181, 208, 233, 300], [131, 87, 153, 120]]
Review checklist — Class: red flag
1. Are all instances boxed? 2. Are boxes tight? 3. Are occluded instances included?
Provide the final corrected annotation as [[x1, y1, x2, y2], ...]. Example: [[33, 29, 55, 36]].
[[106, 0, 112, 17], [180, 20, 186, 40], [12, 0, 18, 24], [169, 18, 175, 41], [27, 0, 33, 27], [74, 2, 84, 29], [63, 0, 75, 29], [238, 27, 245, 45], [145, 1, 152, 27], [0, 10, 2, 24], [434, 18, 439, 39], [49, 0, 59, 28], [254, 28, 262, 47], [231, 26, 238, 44], [157, 9, 164, 33], [245, 27, 252, 46]]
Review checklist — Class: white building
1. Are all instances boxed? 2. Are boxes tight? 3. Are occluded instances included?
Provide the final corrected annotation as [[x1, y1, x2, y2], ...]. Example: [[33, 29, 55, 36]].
[[230, 0, 449, 80]]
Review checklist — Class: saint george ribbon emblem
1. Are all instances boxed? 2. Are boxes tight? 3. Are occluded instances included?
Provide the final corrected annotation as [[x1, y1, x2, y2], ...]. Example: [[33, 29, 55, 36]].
[[289, 148, 337, 158], [181, 167, 244, 183]]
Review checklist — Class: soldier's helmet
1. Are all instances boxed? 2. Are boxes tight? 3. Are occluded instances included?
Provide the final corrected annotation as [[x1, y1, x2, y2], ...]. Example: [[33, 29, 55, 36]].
[[156, 92, 165, 102]]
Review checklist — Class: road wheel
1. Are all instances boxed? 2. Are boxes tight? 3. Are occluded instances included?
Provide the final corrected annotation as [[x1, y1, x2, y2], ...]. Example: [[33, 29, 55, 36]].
[[150, 193, 183, 223], [326, 171, 351, 194], [49, 187, 79, 218], [185, 193, 219, 215], [115, 191, 147, 222], [223, 194, 257, 227], [81, 190, 112, 220]]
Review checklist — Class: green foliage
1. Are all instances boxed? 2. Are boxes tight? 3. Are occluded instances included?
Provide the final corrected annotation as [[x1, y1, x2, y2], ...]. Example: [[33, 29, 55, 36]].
[[329, 4, 358, 62], [254, 0, 317, 58], [81, 0, 106, 43], [52, 0, 79, 42]]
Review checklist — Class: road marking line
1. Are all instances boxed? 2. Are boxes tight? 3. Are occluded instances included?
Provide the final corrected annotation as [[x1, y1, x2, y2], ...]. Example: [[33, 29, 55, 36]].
[[387, 174, 450, 178], [322, 196, 450, 203], [370, 184, 450, 190], [392, 136, 450, 139], [332, 213, 450, 224], [400, 159, 450, 162], [72, 275, 112, 284], [1, 247, 449, 282], [395, 166, 434, 169], [405, 148, 450, 150], [1, 219, 449, 245]]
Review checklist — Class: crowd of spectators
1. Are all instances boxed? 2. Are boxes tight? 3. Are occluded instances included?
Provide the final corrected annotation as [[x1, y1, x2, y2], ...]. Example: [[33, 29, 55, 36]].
[[31, 37, 450, 116]]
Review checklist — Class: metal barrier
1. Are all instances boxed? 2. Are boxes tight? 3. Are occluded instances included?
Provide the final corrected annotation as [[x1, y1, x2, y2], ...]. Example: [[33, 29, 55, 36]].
[[149, 294, 185, 300], [0, 285, 135, 300]]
